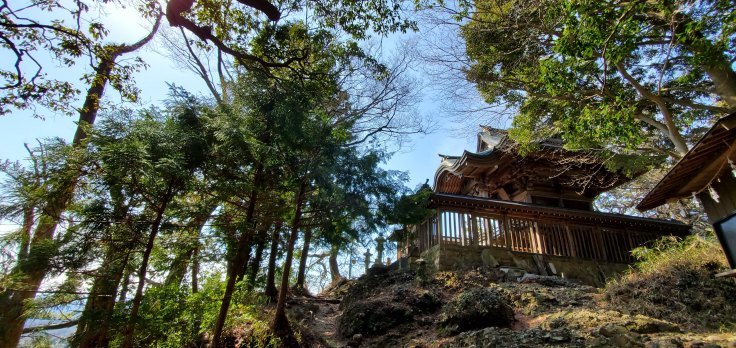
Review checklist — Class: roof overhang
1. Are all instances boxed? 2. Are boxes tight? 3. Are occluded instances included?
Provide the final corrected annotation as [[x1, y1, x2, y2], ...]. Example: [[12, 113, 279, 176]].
[[433, 148, 507, 194], [638, 112, 736, 211]]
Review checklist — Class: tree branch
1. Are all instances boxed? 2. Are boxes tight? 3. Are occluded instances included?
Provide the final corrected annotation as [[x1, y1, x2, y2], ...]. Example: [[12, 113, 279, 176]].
[[23, 320, 79, 334], [179, 28, 222, 104], [615, 62, 689, 155]]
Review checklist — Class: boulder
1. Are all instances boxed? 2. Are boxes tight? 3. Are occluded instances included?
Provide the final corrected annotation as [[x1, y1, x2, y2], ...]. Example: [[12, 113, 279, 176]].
[[338, 299, 412, 338], [437, 286, 515, 335]]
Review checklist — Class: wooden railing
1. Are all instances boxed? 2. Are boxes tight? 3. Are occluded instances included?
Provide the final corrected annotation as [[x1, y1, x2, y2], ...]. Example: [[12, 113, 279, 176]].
[[410, 194, 690, 264]]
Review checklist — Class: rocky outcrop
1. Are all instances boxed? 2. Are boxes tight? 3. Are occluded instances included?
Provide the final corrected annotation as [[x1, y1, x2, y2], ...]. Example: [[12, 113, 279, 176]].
[[337, 268, 441, 339], [437, 286, 515, 335]]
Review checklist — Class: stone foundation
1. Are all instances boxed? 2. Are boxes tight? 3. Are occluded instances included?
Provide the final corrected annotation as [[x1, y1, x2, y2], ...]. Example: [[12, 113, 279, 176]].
[[420, 244, 629, 287]]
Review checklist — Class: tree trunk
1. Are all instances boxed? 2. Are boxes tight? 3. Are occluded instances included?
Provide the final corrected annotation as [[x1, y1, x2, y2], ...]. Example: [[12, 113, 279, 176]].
[[270, 180, 307, 341], [0, 205, 37, 346], [234, 235, 254, 283], [247, 228, 268, 290], [75, 248, 132, 348], [191, 243, 204, 347], [192, 246, 200, 293], [329, 244, 344, 283], [295, 229, 312, 289], [210, 166, 263, 348], [1, 57, 115, 348], [121, 189, 173, 348], [118, 264, 132, 304], [75, 191, 135, 347], [264, 221, 283, 302], [0, 193, 71, 347], [18, 205, 34, 261], [164, 203, 216, 287], [73, 54, 116, 144]]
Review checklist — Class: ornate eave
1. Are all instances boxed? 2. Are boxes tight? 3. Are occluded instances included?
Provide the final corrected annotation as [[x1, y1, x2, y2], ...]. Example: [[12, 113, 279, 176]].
[[433, 127, 635, 198]]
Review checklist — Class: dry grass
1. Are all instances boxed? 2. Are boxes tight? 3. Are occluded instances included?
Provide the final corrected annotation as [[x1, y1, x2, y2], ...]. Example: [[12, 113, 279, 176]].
[[603, 234, 736, 332]]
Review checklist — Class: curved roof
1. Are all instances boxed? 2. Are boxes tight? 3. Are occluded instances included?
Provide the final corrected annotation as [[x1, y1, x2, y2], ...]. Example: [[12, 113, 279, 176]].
[[434, 148, 505, 194], [434, 126, 512, 194], [433, 127, 634, 196]]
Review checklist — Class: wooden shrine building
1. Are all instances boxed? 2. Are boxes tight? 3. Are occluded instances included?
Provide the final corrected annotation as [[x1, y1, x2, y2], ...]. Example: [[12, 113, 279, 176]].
[[396, 126, 690, 285]]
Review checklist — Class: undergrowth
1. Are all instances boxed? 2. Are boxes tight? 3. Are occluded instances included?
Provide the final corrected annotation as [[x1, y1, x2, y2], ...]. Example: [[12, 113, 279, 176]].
[[604, 233, 736, 332]]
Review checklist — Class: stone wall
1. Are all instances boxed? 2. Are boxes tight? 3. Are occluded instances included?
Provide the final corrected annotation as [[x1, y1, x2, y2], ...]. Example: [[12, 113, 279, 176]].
[[420, 244, 629, 287]]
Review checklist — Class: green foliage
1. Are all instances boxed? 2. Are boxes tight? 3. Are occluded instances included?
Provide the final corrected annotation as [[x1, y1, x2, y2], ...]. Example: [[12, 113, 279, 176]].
[[0, 0, 161, 117], [385, 182, 434, 226], [19, 335, 53, 348], [627, 233, 725, 275], [2, 8, 422, 345], [107, 273, 278, 347], [458, 0, 735, 163]]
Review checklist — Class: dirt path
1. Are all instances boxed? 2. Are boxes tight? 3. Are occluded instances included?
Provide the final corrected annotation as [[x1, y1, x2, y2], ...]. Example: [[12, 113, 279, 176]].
[[289, 296, 344, 347], [310, 298, 342, 347]]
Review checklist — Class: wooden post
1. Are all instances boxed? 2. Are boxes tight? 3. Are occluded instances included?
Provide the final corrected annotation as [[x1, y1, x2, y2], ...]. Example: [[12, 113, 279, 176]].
[[532, 221, 544, 254], [437, 210, 443, 246], [625, 228, 635, 262], [470, 213, 479, 246], [594, 225, 607, 261], [502, 213, 512, 250], [565, 225, 576, 258], [459, 212, 466, 246]]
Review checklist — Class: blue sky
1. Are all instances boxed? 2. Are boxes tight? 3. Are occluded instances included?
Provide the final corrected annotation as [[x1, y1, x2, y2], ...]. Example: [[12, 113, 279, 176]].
[[0, 4, 484, 192]]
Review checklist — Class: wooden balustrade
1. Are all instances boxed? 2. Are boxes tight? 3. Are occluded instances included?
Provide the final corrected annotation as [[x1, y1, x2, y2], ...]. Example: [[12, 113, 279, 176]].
[[407, 194, 690, 264]]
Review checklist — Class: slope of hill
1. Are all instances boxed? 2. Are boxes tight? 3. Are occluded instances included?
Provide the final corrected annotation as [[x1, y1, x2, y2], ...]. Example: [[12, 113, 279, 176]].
[[289, 236, 736, 348]]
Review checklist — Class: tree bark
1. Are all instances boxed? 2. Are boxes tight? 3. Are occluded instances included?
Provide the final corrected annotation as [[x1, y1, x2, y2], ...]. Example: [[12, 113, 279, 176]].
[[75, 248, 132, 348], [73, 13, 163, 144], [191, 243, 204, 347], [234, 235, 254, 283], [264, 221, 283, 302], [270, 180, 307, 341], [246, 228, 268, 290], [118, 264, 132, 304], [295, 228, 313, 289], [0, 205, 37, 346], [329, 244, 344, 283], [0, 193, 71, 347], [18, 205, 34, 261], [121, 187, 174, 348]]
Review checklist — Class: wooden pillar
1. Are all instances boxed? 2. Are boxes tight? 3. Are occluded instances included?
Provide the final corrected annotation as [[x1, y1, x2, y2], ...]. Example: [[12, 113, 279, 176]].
[[594, 225, 607, 261], [420, 223, 426, 252], [459, 212, 466, 246], [625, 228, 635, 262], [532, 220, 543, 254], [437, 210, 443, 246], [565, 225, 577, 258], [502, 213, 512, 250], [470, 213, 479, 246]]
